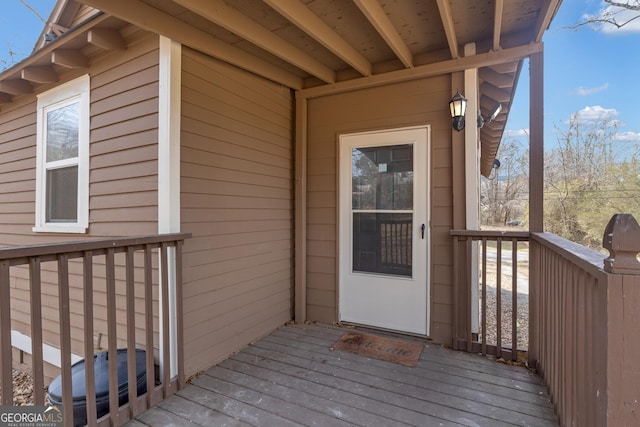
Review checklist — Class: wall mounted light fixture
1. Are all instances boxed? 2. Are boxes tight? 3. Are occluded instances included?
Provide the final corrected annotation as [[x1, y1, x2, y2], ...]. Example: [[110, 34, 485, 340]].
[[449, 90, 467, 132]]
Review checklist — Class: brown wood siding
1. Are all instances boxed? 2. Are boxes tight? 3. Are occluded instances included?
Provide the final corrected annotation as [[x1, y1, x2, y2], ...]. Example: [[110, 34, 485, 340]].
[[180, 48, 294, 375], [305, 75, 454, 344], [0, 31, 161, 362]]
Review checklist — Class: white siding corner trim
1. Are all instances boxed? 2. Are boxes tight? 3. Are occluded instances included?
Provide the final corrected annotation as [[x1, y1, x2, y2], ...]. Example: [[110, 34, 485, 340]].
[[158, 35, 181, 380]]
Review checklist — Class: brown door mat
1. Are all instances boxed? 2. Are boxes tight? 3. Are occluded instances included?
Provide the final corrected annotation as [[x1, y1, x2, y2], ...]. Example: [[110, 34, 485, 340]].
[[331, 331, 424, 366]]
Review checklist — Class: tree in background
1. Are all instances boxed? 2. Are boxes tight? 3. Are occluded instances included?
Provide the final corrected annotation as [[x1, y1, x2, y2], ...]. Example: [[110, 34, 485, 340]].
[[481, 138, 528, 226], [544, 110, 640, 248]]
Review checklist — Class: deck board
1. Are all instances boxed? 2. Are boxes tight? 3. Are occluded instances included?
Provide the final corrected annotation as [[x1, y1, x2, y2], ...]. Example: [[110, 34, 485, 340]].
[[126, 324, 558, 426]]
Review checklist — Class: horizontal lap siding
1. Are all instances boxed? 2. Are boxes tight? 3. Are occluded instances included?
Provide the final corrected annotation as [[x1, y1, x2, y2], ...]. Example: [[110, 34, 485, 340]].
[[180, 48, 294, 375], [306, 75, 454, 344], [0, 32, 161, 363], [89, 33, 160, 236]]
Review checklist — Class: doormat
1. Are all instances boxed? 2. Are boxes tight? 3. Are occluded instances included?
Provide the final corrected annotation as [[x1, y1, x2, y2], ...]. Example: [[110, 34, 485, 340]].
[[331, 331, 423, 366]]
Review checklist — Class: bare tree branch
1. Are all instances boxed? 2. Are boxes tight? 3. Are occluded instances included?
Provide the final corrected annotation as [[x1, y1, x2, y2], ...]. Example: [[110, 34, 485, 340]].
[[19, 0, 46, 24], [569, 0, 640, 31]]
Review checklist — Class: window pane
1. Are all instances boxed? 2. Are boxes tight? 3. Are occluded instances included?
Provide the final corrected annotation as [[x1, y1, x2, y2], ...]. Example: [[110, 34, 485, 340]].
[[353, 212, 412, 277], [46, 166, 78, 222], [46, 103, 79, 162], [352, 145, 413, 210]]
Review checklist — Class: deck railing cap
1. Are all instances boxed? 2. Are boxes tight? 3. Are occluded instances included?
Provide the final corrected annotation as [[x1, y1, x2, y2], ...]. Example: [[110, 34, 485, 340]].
[[603, 214, 640, 275]]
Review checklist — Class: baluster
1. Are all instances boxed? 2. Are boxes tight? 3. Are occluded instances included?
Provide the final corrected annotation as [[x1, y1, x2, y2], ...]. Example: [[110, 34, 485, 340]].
[[29, 257, 44, 405]]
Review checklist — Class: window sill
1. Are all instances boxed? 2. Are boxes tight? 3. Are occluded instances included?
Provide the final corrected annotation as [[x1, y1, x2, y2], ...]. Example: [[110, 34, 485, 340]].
[[33, 225, 87, 234]]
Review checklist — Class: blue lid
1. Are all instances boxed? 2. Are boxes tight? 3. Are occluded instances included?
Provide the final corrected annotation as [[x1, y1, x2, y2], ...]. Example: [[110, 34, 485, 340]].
[[48, 349, 146, 402]]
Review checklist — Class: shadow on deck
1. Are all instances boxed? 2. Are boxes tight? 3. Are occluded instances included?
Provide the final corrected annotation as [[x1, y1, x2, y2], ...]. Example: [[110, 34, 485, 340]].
[[126, 324, 558, 426]]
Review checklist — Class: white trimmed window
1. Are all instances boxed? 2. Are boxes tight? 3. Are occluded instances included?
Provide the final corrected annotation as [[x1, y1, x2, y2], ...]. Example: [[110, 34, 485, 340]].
[[34, 75, 90, 233]]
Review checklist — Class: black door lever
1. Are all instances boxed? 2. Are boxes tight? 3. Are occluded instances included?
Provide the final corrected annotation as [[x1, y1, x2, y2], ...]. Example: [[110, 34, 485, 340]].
[[421, 224, 425, 239]]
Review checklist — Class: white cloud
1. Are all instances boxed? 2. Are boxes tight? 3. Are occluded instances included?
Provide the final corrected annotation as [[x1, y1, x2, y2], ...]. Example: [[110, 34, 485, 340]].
[[613, 131, 640, 142], [573, 83, 609, 96], [584, 3, 640, 34], [571, 105, 619, 122], [503, 128, 529, 137]]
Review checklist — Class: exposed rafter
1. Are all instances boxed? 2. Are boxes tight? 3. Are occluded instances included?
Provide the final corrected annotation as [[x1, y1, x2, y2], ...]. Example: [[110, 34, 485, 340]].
[[0, 93, 12, 104], [173, 0, 336, 84], [535, 0, 563, 42], [436, 0, 459, 59], [0, 80, 33, 95], [493, 0, 504, 51], [299, 42, 542, 99], [51, 50, 89, 68], [87, 28, 126, 50], [479, 67, 514, 88], [22, 66, 58, 84], [480, 82, 510, 103], [490, 61, 519, 74], [79, 0, 303, 89], [353, 0, 413, 68], [263, 0, 372, 77]]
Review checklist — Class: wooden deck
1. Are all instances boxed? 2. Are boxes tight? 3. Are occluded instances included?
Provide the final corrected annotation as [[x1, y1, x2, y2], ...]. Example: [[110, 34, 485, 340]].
[[125, 324, 558, 426]]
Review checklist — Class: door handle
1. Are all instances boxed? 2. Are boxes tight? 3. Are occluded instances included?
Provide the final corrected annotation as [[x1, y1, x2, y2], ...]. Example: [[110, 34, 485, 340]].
[[421, 224, 425, 239]]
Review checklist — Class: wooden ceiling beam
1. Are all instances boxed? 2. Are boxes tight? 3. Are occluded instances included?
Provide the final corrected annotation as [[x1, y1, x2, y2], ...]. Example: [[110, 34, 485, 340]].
[[51, 49, 90, 68], [264, 0, 371, 77], [353, 0, 413, 68], [0, 93, 12, 104], [435, 0, 459, 59], [493, 0, 504, 51], [479, 67, 514, 88], [78, 0, 303, 89], [87, 28, 126, 50], [0, 80, 33, 95], [535, 0, 563, 42], [21, 66, 58, 84], [173, 0, 336, 84], [299, 42, 542, 99]]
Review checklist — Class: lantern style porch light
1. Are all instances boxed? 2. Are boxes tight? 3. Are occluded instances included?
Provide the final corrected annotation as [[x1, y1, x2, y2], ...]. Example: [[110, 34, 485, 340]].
[[449, 90, 467, 132]]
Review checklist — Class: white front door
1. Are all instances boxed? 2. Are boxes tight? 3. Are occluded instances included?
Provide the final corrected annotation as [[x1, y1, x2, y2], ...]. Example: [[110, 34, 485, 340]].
[[339, 127, 430, 335]]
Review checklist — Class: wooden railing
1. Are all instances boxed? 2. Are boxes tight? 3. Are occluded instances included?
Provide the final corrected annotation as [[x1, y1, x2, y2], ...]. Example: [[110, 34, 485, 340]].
[[529, 214, 640, 427], [450, 229, 530, 361], [0, 233, 190, 426]]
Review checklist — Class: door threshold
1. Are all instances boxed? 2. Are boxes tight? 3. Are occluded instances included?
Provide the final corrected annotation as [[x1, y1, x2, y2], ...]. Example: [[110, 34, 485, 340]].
[[336, 321, 430, 342]]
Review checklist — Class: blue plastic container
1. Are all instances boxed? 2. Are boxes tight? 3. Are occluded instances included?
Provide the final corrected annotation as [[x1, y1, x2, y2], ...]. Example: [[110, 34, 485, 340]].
[[48, 349, 147, 427]]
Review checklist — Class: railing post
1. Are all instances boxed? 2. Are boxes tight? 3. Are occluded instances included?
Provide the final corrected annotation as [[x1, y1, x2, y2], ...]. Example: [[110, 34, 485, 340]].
[[0, 260, 12, 406], [528, 238, 540, 369], [603, 214, 640, 274], [602, 214, 640, 426]]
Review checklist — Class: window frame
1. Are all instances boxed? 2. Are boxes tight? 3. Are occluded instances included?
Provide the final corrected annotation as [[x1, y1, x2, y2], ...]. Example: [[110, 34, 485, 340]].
[[34, 74, 90, 233]]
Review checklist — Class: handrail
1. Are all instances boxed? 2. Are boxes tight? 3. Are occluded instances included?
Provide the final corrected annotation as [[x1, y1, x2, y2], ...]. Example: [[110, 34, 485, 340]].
[[0, 233, 190, 265]]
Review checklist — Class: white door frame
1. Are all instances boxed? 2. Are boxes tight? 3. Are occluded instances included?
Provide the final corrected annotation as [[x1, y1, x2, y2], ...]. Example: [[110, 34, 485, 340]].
[[338, 125, 431, 336]]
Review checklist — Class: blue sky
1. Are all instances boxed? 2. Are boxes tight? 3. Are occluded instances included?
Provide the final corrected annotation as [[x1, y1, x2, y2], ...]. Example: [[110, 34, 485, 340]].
[[1, 0, 639, 150], [505, 0, 640, 149]]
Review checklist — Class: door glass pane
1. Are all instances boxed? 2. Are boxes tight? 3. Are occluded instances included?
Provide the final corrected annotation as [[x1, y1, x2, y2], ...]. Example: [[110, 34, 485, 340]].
[[353, 213, 412, 276], [46, 102, 79, 162], [46, 166, 78, 222], [351, 143, 414, 277], [352, 145, 413, 210]]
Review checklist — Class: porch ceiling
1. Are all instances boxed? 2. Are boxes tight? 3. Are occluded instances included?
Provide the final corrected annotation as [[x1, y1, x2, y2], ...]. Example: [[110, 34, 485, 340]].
[[0, 0, 562, 176]]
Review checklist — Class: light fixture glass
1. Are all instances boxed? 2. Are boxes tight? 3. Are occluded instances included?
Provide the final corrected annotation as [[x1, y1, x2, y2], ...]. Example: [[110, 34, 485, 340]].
[[449, 90, 467, 132]]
